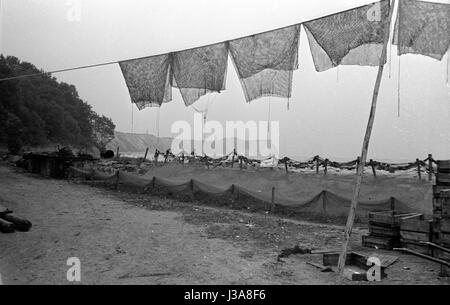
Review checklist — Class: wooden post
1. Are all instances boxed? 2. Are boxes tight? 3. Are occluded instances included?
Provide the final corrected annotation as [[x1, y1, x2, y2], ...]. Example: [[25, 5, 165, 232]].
[[416, 158, 421, 180], [337, 0, 396, 277], [285, 160, 289, 174], [428, 154, 433, 181], [116, 147, 120, 159], [370, 159, 376, 177], [390, 197, 395, 211], [356, 156, 360, 174], [115, 170, 120, 190], [315, 156, 319, 174], [271, 186, 275, 212], [239, 157, 243, 170], [324, 159, 328, 175], [231, 154, 235, 168], [143, 148, 149, 162]]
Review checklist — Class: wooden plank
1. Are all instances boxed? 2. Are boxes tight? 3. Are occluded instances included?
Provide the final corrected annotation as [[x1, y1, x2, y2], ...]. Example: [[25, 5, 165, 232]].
[[437, 160, 450, 173], [433, 249, 450, 261], [369, 226, 399, 237], [437, 173, 450, 186], [394, 248, 450, 267], [362, 235, 398, 250], [400, 231, 430, 243], [401, 241, 433, 256], [400, 219, 432, 233]]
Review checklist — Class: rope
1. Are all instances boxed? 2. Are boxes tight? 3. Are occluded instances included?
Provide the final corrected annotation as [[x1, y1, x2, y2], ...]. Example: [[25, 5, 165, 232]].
[[131, 103, 134, 133], [397, 55, 401, 117], [0, 2, 385, 83]]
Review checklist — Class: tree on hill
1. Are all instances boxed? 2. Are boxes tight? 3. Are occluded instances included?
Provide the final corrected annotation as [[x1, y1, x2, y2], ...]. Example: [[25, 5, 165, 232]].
[[0, 55, 115, 153], [91, 114, 116, 152]]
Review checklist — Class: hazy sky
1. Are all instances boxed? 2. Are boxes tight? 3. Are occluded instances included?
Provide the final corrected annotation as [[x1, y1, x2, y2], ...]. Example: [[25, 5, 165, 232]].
[[1, 0, 449, 160]]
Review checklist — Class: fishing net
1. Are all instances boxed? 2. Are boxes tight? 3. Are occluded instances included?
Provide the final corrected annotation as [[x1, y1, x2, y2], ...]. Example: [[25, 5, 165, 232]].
[[119, 54, 172, 110], [304, 0, 390, 72], [229, 25, 301, 102], [393, 0, 450, 60], [172, 43, 228, 106]]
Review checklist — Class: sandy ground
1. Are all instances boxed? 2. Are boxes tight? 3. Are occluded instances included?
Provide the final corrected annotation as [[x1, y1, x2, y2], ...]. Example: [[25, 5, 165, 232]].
[[0, 164, 448, 285]]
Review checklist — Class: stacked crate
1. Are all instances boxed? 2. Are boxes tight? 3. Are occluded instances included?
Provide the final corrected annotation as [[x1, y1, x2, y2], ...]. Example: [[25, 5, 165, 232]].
[[399, 216, 433, 255], [362, 210, 419, 250], [432, 161, 450, 276]]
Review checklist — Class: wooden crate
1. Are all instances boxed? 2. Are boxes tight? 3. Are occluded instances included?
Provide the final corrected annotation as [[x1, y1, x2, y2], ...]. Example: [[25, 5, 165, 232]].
[[433, 185, 450, 199], [369, 224, 400, 238], [368, 210, 418, 228], [437, 160, 450, 173], [362, 234, 400, 250], [436, 173, 450, 187]]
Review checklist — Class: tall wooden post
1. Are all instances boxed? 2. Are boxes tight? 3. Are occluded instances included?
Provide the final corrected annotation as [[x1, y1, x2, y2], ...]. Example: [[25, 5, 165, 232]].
[[143, 148, 149, 162], [116, 147, 120, 159], [337, 0, 396, 277], [416, 158, 421, 180], [315, 156, 320, 174], [271, 187, 275, 212], [285, 160, 289, 174], [428, 154, 433, 181], [370, 159, 376, 177], [324, 159, 328, 175]]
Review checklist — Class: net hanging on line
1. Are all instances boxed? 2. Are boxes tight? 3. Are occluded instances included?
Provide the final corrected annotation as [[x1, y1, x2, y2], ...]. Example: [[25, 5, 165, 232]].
[[303, 0, 390, 72], [119, 54, 172, 110], [171, 42, 228, 106], [229, 25, 301, 102], [393, 0, 450, 61]]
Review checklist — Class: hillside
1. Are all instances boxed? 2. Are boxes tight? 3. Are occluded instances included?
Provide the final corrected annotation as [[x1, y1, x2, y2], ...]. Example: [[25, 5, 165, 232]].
[[107, 131, 173, 154]]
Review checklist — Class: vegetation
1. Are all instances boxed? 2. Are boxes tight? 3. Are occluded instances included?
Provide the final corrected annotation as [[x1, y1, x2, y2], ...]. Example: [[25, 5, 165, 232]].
[[0, 55, 115, 154]]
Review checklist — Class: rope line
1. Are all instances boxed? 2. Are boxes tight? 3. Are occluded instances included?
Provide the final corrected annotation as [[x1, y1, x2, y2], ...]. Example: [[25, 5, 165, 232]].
[[0, 2, 389, 83]]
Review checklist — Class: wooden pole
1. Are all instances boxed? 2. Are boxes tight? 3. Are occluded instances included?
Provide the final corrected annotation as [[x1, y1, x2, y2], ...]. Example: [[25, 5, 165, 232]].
[[285, 160, 289, 174], [428, 154, 433, 181], [116, 147, 120, 158], [143, 148, 149, 162], [271, 186, 275, 212], [337, 0, 396, 277], [324, 159, 328, 175], [370, 159, 376, 177], [315, 156, 320, 174], [416, 158, 421, 180]]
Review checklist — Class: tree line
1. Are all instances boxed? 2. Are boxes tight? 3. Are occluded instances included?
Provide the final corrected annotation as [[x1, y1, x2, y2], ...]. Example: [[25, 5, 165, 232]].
[[0, 55, 115, 154]]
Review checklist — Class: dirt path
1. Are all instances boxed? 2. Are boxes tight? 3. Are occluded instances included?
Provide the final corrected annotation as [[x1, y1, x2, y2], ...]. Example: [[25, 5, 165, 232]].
[[0, 164, 448, 285]]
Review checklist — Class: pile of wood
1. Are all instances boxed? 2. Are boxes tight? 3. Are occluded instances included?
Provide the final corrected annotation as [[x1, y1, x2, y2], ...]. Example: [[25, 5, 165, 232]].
[[0, 209, 32, 233], [432, 160, 450, 275], [362, 210, 422, 250], [399, 215, 433, 255]]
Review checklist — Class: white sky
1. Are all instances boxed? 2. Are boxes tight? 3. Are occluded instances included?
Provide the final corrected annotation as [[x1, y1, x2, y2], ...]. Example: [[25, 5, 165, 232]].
[[1, 0, 449, 161]]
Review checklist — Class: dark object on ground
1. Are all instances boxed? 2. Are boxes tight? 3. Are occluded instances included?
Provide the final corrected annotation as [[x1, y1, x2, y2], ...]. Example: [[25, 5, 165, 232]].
[[59, 147, 75, 157], [100, 150, 115, 159], [19, 152, 96, 179], [306, 261, 333, 272], [0, 218, 15, 233], [0, 214, 32, 232], [278, 245, 312, 260]]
